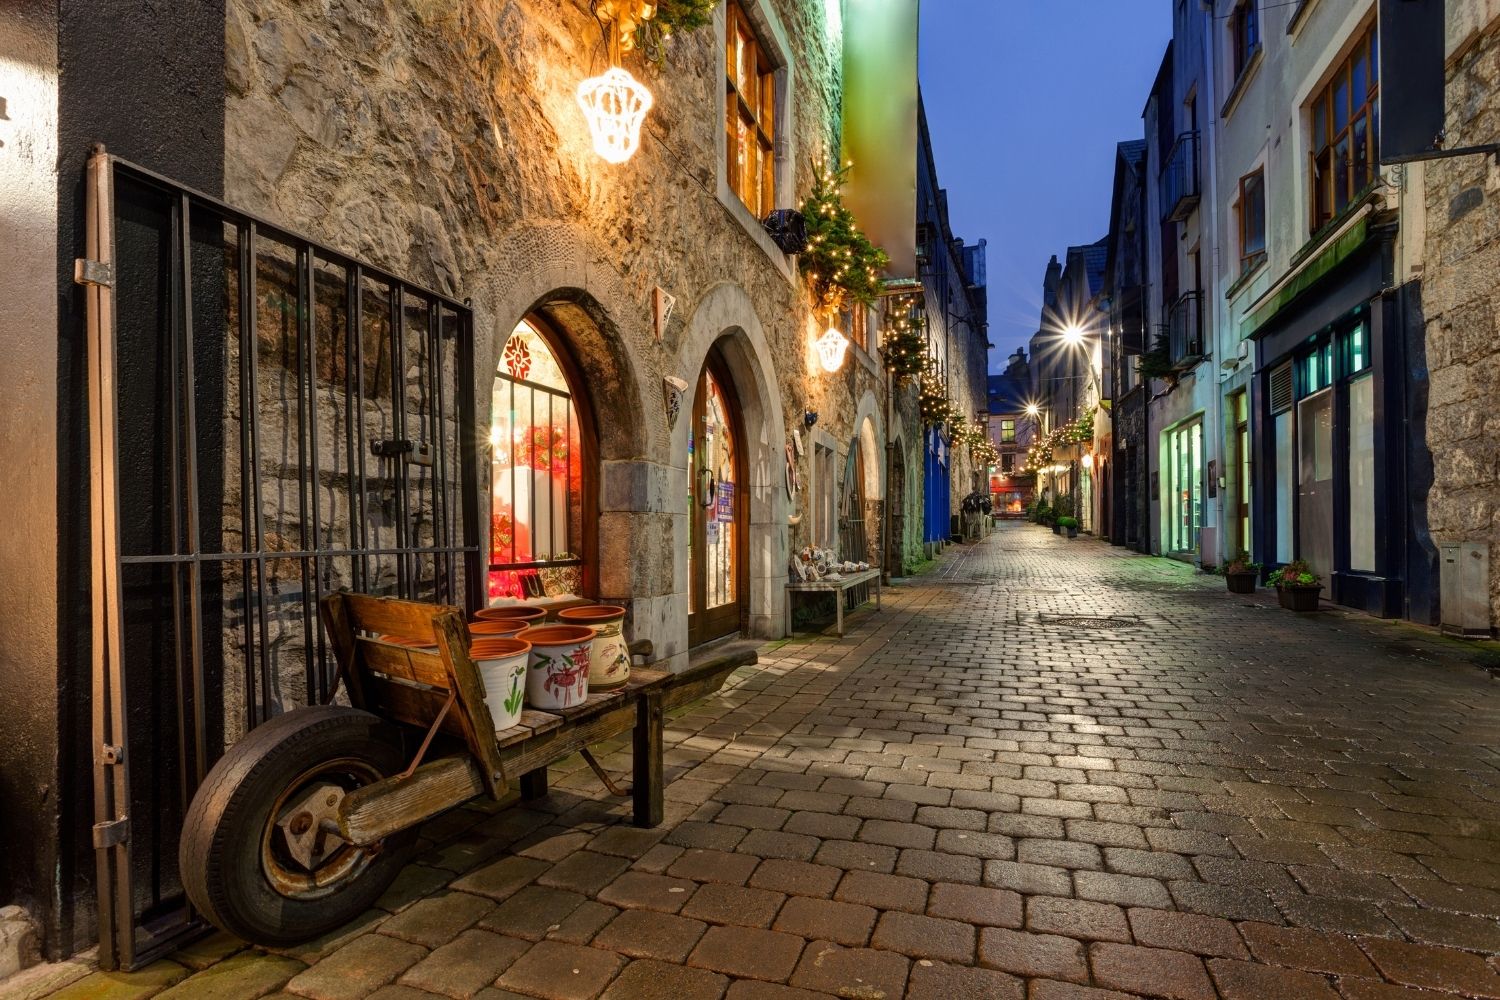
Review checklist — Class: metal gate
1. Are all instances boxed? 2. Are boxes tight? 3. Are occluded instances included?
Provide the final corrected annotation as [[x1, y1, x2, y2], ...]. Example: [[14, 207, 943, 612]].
[[80, 148, 482, 969]]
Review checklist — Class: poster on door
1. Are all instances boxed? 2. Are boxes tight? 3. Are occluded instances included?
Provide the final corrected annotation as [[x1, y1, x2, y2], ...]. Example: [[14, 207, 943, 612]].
[[716, 481, 735, 522]]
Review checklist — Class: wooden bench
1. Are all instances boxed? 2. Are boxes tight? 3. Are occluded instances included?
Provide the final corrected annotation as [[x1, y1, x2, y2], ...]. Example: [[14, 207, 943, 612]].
[[318, 592, 753, 841], [785, 567, 882, 637]]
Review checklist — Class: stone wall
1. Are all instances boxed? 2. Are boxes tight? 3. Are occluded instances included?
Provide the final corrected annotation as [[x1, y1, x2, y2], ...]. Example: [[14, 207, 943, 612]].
[[223, 0, 888, 672], [1422, 10, 1500, 630]]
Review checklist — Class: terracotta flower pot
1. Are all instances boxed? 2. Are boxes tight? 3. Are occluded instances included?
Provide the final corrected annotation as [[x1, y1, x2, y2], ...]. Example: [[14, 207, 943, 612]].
[[473, 606, 547, 624], [515, 625, 595, 710], [469, 637, 530, 731], [470, 620, 526, 637], [1277, 585, 1322, 612], [556, 605, 630, 690], [1226, 572, 1257, 594]]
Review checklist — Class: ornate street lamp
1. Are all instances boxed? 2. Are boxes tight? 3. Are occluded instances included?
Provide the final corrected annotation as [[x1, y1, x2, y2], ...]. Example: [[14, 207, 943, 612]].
[[816, 326, 851, 372], [577, 66, 654, 164]]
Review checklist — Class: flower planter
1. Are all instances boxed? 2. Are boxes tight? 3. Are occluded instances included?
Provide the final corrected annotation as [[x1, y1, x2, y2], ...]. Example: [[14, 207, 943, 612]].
[[1226, 572, 1257, 594], [473, 605, 548, 625], [1276, 585, 1322, 612], [1051, 523, 1061, 535], [470, 637, 530, 730], [470, 620, 526, 637], [1065, 526, 1078, 539], [557, 605, 630, 690], [516, 625, 595, 710]]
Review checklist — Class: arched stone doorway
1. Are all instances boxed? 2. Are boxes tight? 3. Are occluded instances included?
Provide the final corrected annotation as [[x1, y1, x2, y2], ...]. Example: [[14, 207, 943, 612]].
[[673, 284, 787, 653], [483, 292, 649, 612]]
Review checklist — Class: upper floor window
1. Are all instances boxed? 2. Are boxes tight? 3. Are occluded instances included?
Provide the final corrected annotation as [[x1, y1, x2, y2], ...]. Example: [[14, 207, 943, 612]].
[[1310, 24, 1379, 233], [726, 1, 776, 219], [1232, 1, 1261, 81], [1000, 419, 1016, 443], [1238, 168, 1267, 272]]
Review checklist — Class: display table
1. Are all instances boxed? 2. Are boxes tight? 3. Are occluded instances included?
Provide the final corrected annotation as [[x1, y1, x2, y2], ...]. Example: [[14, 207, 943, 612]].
[[785, 568, 882, 637]]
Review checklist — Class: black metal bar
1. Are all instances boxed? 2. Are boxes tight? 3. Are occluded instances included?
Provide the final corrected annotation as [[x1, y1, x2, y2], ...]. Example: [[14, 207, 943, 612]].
[[166, 193, 192, 825], [305, 250, 328, 703], [390, 283, 408, 594], [431, 301, 449, 602], [352, 265, 370, 594], [343, 265, 359, 594], [235, 222, 258, 739], [245, 223, 274, 727], [120, 544, 475, 565], [294, 246, 317, 703], [459, 311, 482, 613], [178, 192, 209, 787]]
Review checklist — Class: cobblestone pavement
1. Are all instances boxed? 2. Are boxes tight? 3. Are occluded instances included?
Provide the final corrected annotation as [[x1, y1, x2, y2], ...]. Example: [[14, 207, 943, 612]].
[[35, 524, 1500, 1000]]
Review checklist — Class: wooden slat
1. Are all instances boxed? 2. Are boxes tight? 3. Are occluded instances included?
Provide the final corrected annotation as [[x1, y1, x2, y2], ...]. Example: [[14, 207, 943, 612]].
[[555, 687, 625, 722], [319, 593, 366, 709], [364, 675, 468, 736], [358, 637, 449, 689], [518, 709, 563, 735], [497, 702, 640, 775], [623, 668, 669, 692], [434, 612, 508, 799], [338, 755, 484, 846], [341, 592, 461, 642]]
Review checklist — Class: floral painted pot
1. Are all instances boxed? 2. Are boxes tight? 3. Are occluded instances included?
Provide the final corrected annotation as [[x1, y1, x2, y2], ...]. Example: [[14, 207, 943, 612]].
[[470, 638, 530, 731], [515, 625, 595, 711], [556, 605, 630, 690], [473, 606, 547, 625], [470, 620, 526, 638]]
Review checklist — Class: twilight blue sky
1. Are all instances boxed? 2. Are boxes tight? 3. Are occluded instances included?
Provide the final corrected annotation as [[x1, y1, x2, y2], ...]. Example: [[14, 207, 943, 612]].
[[918, 2, 1172, 373]]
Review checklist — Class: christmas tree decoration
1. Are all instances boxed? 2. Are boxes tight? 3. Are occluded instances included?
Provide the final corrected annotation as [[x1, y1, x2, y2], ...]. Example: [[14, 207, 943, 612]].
[[799, 160, 889, 313]]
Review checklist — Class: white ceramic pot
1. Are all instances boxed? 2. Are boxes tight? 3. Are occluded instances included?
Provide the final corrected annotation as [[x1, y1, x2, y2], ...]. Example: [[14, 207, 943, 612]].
[[556, 605, 630, 690], [515, 625, 595, 710], [470, 638, 530, 731]]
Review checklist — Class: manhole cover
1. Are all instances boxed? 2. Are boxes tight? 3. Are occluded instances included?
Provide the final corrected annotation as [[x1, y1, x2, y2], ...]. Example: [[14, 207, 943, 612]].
[[1049, 615, 1142, 629]]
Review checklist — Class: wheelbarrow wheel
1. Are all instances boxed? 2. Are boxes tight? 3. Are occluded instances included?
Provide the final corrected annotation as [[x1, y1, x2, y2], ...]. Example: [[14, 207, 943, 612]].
[[180, 705, 416, 946]]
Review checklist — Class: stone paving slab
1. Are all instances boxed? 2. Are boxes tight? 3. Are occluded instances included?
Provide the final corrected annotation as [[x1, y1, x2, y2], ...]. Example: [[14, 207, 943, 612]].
[[19, 525, 1500, 998]]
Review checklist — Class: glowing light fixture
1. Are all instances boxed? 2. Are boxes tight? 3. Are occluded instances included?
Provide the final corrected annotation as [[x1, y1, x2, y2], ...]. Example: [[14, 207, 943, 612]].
[[1025, 403, 1040, 418], [1063, 324, 1086, 346], [816, 326, 851, 372], [577, 66, 653, 164], [1081, 452, 1094, 469]]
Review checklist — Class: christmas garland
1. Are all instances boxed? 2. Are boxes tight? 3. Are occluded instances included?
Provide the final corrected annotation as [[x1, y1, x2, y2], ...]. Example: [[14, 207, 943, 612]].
[[880, 294, 927, 382], [800, 161, 889, 313], [1020, 406, 1096, 475], [614, 0, 719, 63]]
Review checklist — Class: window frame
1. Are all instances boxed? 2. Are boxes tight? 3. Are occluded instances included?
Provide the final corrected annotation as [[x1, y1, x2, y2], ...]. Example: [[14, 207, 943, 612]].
[[1238, 168, 1267, 273], [725, 0, 777, 220], [488, 314, 599, 601], [1309, 23, 1379, 234], [1000, 418, 1016, 444], [1232, 0, 1261, 82]]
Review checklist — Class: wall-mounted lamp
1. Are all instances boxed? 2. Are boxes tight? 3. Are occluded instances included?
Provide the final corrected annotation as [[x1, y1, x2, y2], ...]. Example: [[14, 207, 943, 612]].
[[815, 326, 851, 373], [577, 66, 653, 163]]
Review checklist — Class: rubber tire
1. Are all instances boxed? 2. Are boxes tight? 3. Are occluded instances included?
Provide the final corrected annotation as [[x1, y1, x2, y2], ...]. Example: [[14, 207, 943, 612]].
[[179, 706, 415, 946]]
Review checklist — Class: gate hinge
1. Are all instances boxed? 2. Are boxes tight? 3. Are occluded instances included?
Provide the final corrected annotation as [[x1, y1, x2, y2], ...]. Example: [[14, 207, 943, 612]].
[[92, 818, 130, 849], [73, 258, 115, 288], [98, 744, 124, 765]]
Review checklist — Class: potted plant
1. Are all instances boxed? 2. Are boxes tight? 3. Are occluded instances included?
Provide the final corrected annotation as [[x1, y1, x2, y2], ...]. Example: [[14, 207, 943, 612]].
[[1224, 553, 1261, 594], [1034, 501, 1051, 526], [1057, 515, 1079, 538], [1268, 560, 1322, 611]]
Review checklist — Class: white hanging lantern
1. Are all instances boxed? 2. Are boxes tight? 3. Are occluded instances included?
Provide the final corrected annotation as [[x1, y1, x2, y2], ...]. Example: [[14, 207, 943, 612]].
[[576, 66, 654, 164], [815, 326, 851, 372]]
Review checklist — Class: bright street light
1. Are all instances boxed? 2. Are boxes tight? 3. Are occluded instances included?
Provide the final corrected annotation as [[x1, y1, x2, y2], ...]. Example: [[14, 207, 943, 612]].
[[1025, 403, 1040, 418], [1062, 324, 1086, 346]]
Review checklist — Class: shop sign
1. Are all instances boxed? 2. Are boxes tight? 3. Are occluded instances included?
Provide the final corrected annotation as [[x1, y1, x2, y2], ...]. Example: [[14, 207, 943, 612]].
[[716, 481, 735, 522]]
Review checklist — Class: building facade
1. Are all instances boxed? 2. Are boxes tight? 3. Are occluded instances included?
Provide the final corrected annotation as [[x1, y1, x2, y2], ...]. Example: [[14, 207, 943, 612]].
[[1104, 140, 1152, 553], [987, 350, 1036, 516], [1215, 0, 1435, 620], [1418, 2, 1500, 631], [0, 0, 977, 968]]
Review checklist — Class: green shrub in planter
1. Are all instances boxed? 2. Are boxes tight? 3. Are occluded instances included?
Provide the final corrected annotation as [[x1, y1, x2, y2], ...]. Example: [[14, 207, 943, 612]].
[[1056, 515, 1079, 538]]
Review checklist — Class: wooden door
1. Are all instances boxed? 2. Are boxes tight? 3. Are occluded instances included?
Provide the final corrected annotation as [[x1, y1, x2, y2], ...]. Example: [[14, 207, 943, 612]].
[[688, 352, 746, 646]]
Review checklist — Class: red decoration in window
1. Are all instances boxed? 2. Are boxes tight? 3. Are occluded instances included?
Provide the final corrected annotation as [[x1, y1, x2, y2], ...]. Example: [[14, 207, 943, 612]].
[[503, 335, 533, 380]]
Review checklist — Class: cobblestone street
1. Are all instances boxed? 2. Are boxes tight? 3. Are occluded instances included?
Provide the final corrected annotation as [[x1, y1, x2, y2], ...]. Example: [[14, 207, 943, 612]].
[[38, 524, 1500, 1000]]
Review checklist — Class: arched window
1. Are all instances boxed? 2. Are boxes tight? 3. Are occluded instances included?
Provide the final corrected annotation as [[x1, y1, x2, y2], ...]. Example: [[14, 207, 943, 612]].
[[489, 317, 594, 602]]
